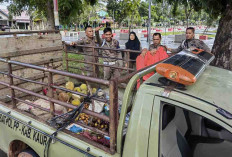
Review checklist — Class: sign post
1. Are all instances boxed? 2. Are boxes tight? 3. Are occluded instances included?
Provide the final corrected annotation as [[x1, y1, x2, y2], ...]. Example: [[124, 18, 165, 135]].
[[53, 0, 60, 30], [148, 0, 151, 45]]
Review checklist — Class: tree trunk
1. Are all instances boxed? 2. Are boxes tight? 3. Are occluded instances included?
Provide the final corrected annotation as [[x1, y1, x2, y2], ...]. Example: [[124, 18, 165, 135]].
[[211, 4, 232, 70], [46, 0, 55, 30]]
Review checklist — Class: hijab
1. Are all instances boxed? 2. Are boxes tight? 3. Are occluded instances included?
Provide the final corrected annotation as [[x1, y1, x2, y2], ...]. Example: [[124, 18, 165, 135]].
[[125, 32, 140, 51]]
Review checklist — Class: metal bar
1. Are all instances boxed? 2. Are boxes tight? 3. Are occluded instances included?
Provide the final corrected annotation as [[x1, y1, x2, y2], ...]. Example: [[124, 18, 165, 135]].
[[52, 85, 108, 103], [75, 122, 109, 136], [92, 47, 97, 77], [0, 57, 63, 73], [7, 60, 16, 107], [0, 30, 59, 35], [64, 44, 69, 72], [0, 58, 110, 85], [140, 78, 143, 87], [0, 73, 48, 90], [0, 46, 63, 58], [68, 50, 137, 63], [47, 71, 55, 115], [10, 96, 51, 113], [82, 109, 109, 122], [109, 80, 118, 154], [67, 44, 141, 53], [1, 82, 110, 123], [126, 51, 130, 72], [67, 58, 135, 71], [0, 71, 8, 75], [0, 81, 75, 109], [117, 61, 164, 153], [117, 59, 166, 83], [2, 79, 66, 103], [67, 50, 125, 61], [10, 74, 48, 86]]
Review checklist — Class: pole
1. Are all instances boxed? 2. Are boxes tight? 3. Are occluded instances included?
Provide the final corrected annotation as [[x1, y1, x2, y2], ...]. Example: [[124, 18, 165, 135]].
[[53, 0, 60, 30], [146, 20, 148, 42], [148, 0, 151, 45], [113, 10, 115, 33]]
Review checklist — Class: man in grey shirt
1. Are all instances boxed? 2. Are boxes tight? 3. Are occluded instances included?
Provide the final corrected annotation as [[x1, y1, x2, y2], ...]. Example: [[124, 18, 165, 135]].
[[166, 27, 211, 53]]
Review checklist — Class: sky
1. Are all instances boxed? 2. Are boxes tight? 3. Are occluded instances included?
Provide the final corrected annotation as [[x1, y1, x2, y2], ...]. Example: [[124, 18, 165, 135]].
[[0, 3, 9, 9]]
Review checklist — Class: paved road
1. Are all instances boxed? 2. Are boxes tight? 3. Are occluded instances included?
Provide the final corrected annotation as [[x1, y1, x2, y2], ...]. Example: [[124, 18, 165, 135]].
[[62, 29, 215, 50], [0, 149, 7, 157]]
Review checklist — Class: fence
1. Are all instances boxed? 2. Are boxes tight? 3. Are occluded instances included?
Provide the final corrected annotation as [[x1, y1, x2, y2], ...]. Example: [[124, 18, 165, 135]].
[[0, 32, 149, 154], [64, 43, 141, 79], [0, 30, 63, 102]]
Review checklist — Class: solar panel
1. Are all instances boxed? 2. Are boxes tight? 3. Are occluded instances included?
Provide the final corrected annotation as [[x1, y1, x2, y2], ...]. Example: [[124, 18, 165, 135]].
[[156, 49, 215, 85]]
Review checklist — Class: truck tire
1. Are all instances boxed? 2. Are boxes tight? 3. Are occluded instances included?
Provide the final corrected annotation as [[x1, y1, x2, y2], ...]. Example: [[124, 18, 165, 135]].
[[18, 149, 39, 157]]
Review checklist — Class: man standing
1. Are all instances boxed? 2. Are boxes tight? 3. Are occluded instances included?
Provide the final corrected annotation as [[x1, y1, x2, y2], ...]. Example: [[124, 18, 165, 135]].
[[95, 27, 122, 80], [165, 27, 211, 53], [70, 26, 101, 77], [140, 33, 169, 80]]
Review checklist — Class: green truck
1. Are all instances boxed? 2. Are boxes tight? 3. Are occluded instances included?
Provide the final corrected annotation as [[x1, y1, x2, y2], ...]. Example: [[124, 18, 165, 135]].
[[0, 51, 232, 157]]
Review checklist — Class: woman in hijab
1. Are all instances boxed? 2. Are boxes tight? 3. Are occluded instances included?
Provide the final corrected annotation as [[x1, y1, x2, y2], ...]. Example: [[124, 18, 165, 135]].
[[125, 32, 141, 69]]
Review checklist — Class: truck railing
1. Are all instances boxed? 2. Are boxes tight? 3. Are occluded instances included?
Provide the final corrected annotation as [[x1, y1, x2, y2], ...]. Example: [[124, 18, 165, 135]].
[[0, 30, 59, 36], [0, 57, 119, 154], [64, 43, 141, 78], [64, 43, 173, 154], [116, 59, 169, 153]]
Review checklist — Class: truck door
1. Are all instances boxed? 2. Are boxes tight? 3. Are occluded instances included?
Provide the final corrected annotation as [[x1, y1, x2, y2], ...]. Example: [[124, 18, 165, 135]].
[[148, 96, 232, 157]]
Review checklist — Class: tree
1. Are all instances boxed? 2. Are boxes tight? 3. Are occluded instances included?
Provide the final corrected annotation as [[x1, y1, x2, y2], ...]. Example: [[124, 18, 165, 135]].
[[73, 1, 104, 30], [139, 1, 158, 22], [5, 0, 97, 29], [164, 0, 232, 70], [107, 0, 126, 27], [202, 2, 232, 70], [107, 0, 141, 28]]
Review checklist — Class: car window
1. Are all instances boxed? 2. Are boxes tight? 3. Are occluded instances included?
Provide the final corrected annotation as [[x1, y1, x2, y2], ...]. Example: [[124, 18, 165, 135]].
[[160, 103, 232, 157]]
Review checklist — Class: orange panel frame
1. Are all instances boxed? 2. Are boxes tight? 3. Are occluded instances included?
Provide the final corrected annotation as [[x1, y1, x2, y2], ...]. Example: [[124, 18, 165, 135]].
[[156, 63, 196, 85]]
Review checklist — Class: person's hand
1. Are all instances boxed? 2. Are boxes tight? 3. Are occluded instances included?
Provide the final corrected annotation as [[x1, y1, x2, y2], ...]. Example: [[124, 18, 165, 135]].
[[125, 63, 128, 68], [150, 49, 157, 55], [164, 45, 171, 52], [70, 42, 76, 46], [95, 25, 102, 31], [141, 48, 148, 58]]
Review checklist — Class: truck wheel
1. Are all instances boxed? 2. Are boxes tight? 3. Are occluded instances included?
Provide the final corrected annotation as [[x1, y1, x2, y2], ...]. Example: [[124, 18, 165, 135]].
[[18, 149, 39, 157]]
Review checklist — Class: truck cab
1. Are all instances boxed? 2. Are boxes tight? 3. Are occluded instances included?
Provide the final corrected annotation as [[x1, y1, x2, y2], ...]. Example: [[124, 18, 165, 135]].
[[121, 65, 232, 157]]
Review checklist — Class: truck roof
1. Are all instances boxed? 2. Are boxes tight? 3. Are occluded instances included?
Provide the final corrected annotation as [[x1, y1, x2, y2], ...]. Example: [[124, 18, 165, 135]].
[[145, 66, 232, 112]]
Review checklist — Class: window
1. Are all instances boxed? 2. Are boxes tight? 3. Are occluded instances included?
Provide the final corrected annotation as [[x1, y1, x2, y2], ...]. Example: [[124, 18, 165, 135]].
[[160, 103, 232, 157]]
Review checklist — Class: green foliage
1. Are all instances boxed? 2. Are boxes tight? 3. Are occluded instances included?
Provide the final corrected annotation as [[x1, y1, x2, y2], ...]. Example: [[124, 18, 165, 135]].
[[58, 0, 83, 25], [167, 0, 232, 20], [139, 1, 148, 17], [5, 0, 98, 26], [106, 0, 128, 25], [107, 0, 141, 26]]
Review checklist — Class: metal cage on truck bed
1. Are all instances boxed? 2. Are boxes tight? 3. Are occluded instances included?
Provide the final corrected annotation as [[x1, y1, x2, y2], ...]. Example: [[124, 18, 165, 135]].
[[0, 57, 119, 154], [0, 30, 146, 155]]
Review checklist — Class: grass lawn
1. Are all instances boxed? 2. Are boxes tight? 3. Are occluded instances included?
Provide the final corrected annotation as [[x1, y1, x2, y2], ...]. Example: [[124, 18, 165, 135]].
[[161, 31, 185, 36], [199, 34, 216, 38], [207, 34, 216, 38], [208, 30, 217, 33], [63, 52, 104, 77]]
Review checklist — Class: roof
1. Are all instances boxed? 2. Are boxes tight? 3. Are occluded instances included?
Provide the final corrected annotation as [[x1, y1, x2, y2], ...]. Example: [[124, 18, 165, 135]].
[[0, 9, 9, 17], [97, 10, 108, 17], [145, 66, 232, 111], [0, 9, 30, 21]]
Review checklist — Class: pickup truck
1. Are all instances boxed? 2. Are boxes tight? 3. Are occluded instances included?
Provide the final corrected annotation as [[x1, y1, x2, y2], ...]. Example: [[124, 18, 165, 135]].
[[0, 49, 232, 157]]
